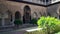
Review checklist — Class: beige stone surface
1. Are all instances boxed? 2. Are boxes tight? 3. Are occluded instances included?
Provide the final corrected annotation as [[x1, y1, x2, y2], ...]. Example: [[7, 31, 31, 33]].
[[0, 0, 60, 26]]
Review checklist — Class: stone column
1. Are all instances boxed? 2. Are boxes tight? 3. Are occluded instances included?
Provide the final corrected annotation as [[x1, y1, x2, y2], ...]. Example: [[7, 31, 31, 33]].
[[57, 9, 59, 19], [57, 12, 59, 19], [2, 14, 5, 26], [11, 14, 15, 26], [21, 16, 23, 25]]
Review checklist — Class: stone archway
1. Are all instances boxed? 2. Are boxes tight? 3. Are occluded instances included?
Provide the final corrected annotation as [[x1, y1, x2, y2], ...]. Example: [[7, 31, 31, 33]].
[[15, 11, 21, 20], [23, 5, 31, 24]]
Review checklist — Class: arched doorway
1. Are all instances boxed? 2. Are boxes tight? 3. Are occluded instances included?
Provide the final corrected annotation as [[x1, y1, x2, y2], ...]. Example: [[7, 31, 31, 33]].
[[15, 11, 21, 20], [23, 6, 31, 24], [14, 11, 22, 25]]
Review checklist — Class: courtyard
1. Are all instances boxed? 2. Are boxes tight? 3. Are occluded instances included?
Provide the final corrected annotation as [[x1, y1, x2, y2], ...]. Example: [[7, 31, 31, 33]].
[[0, 0, 60, 34]]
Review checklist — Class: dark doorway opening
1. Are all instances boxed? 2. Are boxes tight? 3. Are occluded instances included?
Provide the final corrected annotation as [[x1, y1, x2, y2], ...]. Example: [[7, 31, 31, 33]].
[[23, 6, 31, 24], [15, 11, 20, 19]]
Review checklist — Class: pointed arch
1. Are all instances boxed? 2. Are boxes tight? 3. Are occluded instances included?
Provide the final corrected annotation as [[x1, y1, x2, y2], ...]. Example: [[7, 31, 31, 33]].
[[15, 11, 21, 19], [23, 5, 31, 24]]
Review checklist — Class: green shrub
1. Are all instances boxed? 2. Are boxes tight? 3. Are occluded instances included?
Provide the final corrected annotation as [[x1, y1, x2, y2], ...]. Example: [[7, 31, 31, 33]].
[[55, 32, 60, 34], [25, 30, 47, 34], [37, 16, 60, 34], [30, 18, 37, 25], [14, 19, 22, 25]]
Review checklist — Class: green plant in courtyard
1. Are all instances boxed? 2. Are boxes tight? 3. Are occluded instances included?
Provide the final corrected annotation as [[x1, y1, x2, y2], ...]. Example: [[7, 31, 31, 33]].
[[31, 18, 37, 25], [14, 19, 22, 25], [37, 16, 60, 34], [55, 32, 60, 34]]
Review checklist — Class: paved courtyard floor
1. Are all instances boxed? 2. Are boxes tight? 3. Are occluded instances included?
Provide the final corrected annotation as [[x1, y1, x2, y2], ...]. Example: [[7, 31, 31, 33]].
[[0, 26, 37, 34], [0, 24, 37, 34]]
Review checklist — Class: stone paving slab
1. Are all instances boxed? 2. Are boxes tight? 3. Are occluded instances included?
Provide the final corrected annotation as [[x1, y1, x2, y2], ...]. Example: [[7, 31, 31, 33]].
[[0, 24, 37, 32], [0, 29, 25, 34], [0, 26, 37, 34]]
